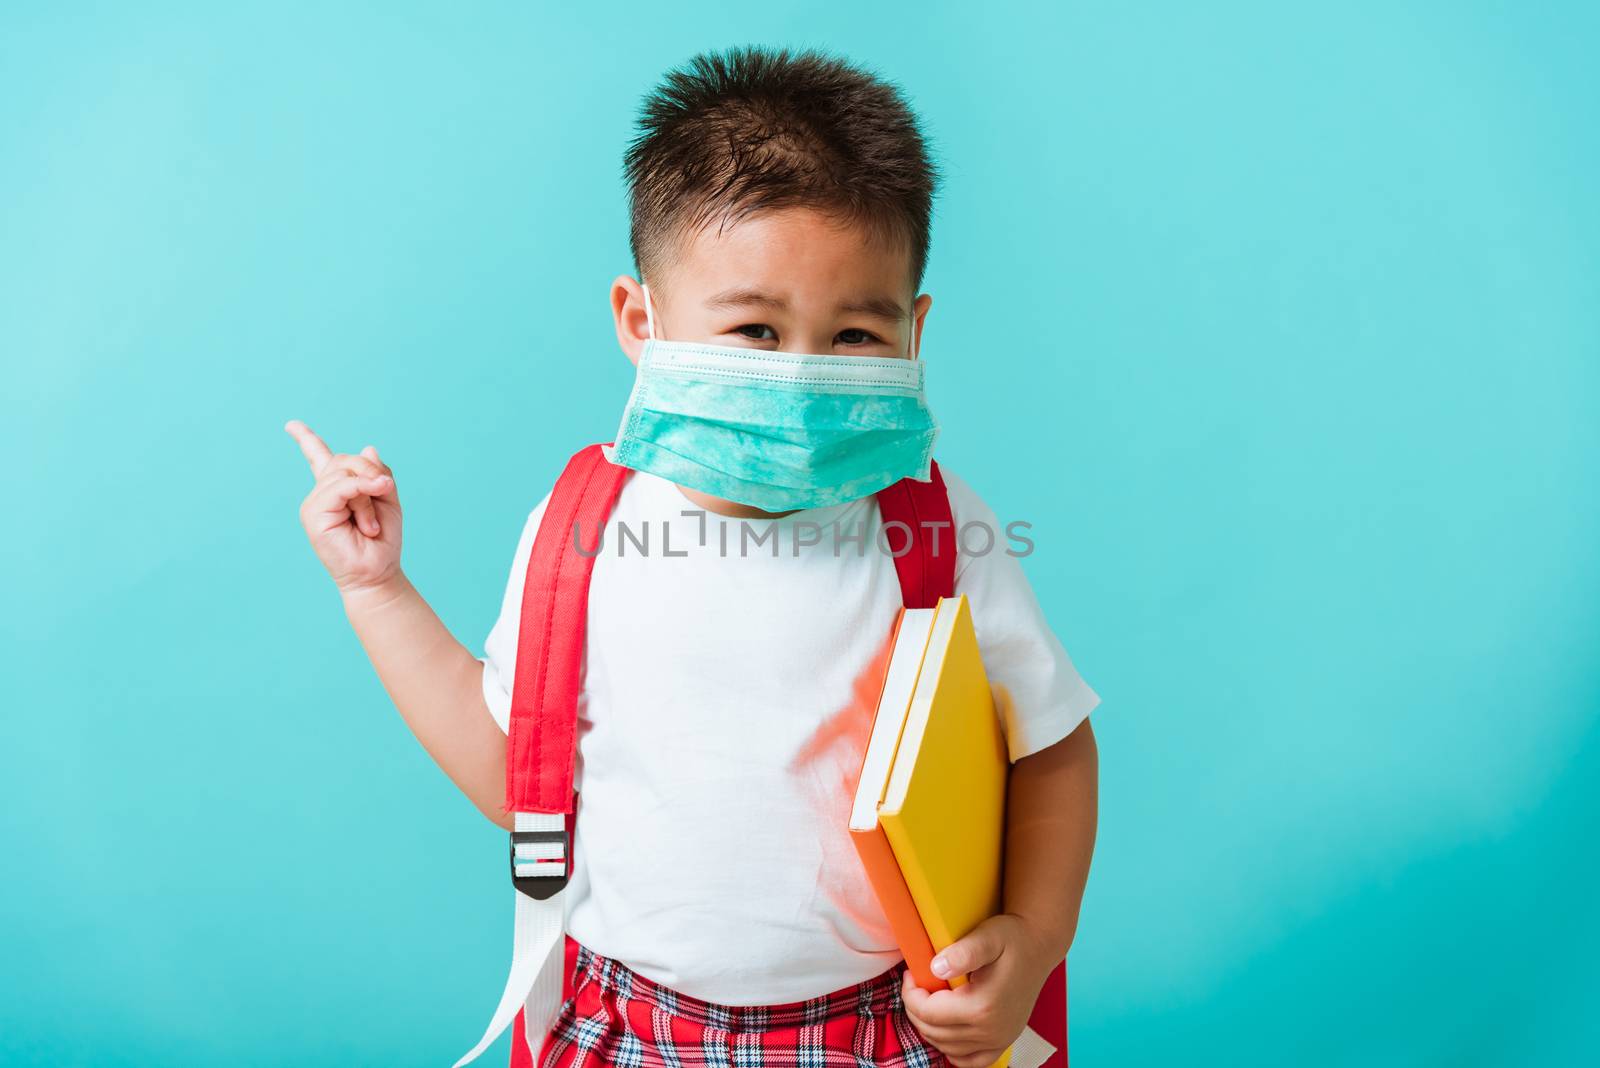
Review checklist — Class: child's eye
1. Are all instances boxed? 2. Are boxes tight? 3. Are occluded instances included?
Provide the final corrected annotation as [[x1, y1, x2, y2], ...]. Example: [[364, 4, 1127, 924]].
[[735, 324, 776, 341], [837, 328, 881, 346]]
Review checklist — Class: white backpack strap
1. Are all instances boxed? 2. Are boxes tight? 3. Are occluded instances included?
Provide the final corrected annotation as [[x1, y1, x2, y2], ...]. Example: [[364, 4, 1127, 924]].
[[1007, 1024, 1057, 1068], [452, 812, 570, 1067]]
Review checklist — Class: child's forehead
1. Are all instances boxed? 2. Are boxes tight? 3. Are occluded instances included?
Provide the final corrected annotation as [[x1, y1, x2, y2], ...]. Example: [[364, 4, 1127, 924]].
[[664, 205, 916, 306]]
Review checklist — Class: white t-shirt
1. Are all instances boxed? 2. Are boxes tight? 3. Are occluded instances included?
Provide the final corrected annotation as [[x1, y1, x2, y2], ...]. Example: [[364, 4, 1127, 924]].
[[478, 467, 1100, 1005]]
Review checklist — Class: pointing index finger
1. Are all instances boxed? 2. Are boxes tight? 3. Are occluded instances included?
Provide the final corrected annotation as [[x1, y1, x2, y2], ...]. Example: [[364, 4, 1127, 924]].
[[285, 419, 335, 476]]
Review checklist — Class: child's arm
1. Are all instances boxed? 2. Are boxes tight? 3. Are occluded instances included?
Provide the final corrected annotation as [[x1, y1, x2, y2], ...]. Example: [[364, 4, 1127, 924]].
[[1000, 716, 1099, 961], [340, 576, 511, 829], [287, 420, 511, 830]]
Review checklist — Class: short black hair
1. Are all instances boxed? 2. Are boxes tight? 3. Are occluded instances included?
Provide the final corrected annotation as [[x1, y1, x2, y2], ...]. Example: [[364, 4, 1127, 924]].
[[624, 45, 940, 294]]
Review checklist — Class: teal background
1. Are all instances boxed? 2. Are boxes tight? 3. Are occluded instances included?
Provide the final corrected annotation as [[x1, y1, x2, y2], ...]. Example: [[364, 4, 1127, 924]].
[[3, 2, 1597, 1065]]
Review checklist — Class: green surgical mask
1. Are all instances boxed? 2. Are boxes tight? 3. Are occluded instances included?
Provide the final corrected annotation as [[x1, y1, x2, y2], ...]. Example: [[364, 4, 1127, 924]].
[[602, 283, 940, 512]]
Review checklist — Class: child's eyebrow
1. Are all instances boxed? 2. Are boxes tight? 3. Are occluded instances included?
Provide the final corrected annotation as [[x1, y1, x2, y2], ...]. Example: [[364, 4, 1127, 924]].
[[705, 287, 907, 324]]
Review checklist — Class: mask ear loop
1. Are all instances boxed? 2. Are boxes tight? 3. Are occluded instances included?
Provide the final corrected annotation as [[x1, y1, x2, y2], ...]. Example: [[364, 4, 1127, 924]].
[[907, 301, 918, 360], [642, 282, 657, 342]]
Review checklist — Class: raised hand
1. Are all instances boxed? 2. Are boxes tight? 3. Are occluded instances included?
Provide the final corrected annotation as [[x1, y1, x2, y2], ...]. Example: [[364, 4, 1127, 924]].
[[286, 419, 403, 594]]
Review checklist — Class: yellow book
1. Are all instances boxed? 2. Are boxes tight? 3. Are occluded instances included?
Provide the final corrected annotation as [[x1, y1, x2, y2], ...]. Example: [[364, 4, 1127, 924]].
[[877, 594, 1013, 1068]]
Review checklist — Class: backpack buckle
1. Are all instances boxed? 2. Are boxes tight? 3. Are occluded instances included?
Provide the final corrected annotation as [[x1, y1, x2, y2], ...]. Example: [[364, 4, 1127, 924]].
[[510, 827, 569, 900]]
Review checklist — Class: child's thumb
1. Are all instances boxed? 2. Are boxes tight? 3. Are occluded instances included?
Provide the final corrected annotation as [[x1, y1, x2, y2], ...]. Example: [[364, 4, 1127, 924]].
[[931, 924, 1003, 979]]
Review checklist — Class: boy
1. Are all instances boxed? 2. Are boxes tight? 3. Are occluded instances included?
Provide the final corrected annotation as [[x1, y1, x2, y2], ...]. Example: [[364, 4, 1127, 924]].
[[287, 46, 1100, 1068]]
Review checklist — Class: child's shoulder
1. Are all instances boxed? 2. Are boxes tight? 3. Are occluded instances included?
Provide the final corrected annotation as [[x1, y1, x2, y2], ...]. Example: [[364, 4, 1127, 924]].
[[499, 462, 670, 557], [935, 464, 1002, 526]]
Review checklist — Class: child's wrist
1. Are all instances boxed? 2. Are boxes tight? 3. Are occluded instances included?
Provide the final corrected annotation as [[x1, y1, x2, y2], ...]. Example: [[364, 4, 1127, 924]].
[[339, 571, 414, 614], [1006, 909, 1074, 978]]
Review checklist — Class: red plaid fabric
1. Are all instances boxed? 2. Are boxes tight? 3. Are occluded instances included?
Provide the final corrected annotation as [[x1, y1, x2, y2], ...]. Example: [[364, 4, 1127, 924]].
[[537, 942, 951, 1068]]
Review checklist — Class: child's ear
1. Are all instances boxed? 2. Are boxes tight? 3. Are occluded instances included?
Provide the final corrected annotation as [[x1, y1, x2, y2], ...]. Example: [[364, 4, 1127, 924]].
[[910, 293, 933, 360], [610, 275, 649, 366]]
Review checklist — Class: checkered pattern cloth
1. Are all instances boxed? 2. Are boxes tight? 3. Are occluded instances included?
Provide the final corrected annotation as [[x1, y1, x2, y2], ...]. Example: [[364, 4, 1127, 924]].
[[536, 942, 950, 1068]]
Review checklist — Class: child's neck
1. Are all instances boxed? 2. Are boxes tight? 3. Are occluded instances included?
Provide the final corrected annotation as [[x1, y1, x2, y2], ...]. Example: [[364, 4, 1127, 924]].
[[672, 482, 800, 520]]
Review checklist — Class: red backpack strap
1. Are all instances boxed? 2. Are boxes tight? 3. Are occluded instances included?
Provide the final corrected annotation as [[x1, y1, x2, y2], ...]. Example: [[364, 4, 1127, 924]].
[[505, 443, 632, 815], [875, 459, 957, 606], [464, 445, 629, 1068], [1032, 966, 1068, 1068]]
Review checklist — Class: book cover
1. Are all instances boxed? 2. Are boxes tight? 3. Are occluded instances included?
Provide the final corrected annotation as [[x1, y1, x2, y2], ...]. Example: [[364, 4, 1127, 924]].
[[848, 605, 946, 991], [878, 595, 1010, 983]]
